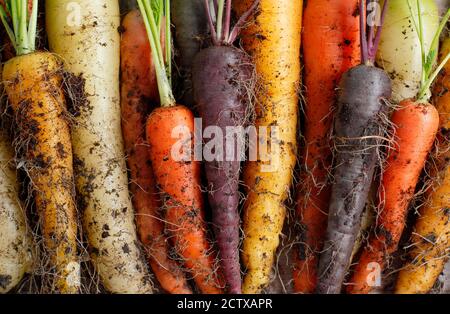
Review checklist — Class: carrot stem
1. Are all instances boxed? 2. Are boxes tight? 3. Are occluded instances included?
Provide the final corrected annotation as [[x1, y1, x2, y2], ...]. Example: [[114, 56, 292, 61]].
[[165, 0, 171, 84], [223, 0, 231, 40], [360, 0, 368, 64], [369, 0, 388, 62], [407, 1, 450, 102], [138, 0, 175, 107], [0, 0, 37, 56], [216, 0, 224, 42], [27, 0, 37, 51], [204, 0, 219, 45], [418, 52, 450, 102]]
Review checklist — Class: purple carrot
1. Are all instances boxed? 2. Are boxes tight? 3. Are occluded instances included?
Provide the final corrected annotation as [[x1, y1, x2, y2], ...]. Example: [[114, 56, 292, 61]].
[[316, 0, 392, 294], [192, 0, 259, 294]]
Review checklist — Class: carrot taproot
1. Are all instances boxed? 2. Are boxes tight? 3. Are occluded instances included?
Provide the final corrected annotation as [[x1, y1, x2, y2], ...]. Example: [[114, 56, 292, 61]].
[[46, 0, 152, 293], [1, 0, 80, 293], [120, 9, 191, 294], [394, 35, 450, 294], [138, 0, 223, 294], [316, 0, 393, 294], [293, 0, 361, 294], [348, 2, 448, 294], [234, 0, 302, 294], [191, 0, 258, 294]]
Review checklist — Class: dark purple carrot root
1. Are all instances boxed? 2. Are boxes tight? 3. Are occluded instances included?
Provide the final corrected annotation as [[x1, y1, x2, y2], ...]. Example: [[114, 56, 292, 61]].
[[192, 45, 253, 294], [316, 64, 391, 294], [171, 0, 207, 107]]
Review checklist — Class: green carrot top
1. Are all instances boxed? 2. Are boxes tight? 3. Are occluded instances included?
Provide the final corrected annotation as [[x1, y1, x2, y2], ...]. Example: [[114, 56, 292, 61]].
[[0, 0, 38, 56], [407, 0, 450, 102], [138, 0, 174, 108]]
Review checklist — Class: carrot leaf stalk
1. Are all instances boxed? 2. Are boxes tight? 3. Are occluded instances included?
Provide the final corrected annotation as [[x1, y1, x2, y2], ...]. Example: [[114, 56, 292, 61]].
[[0, 0, 37, 55], [138, 0, 174, 107], [191, 0, 258, 293], [406, 0, 450, 102], [361, 0, 389, 65]]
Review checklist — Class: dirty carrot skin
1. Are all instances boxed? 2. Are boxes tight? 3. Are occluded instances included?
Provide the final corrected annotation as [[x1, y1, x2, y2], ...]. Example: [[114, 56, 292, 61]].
[[120, 9, 191, 294], [1, 0, 79, 293], [46, 0, 152, 293], [192, 0, 258, 294], [293, 0, 361, 294], [348, 4, 449, 294], [0, 130, 33, 293], [395, 36, 450, 294], [138, 0, 223, 294], [234, 0, 302, 294], [316, 0, 392, 294]]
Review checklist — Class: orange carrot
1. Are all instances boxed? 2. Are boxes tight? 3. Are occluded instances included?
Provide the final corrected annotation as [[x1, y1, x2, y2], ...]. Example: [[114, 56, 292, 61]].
[[146, 106, 222, 294], [138, 0, 223, 294], [120, 9, 191, 294], [293, 0, 361, 294], [348, 100, 439, 294]]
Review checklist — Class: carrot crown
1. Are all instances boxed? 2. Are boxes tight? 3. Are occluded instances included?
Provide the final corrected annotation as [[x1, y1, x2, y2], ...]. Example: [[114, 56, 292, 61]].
[[360, 0, 389, 65], [138, 0, 174, 107], [204, 0, 260, 45], [407, 0, 450, 102], [0, 0, 38, 56]]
